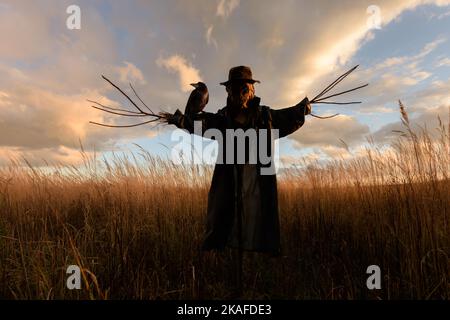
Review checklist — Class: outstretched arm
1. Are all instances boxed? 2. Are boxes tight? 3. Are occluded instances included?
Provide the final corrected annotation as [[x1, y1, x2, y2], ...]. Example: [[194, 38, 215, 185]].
[[269, 97, 311, 138], [165, 109, 225, 136]]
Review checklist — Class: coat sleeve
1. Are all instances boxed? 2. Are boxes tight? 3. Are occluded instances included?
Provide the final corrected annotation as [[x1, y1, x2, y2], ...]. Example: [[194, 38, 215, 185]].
[[170, 109, 224, 137], [269, 98, 308, 138]]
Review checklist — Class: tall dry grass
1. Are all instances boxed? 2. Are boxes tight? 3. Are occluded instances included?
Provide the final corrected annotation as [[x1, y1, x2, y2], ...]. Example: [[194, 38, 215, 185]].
[[0, 103, 448, 299]]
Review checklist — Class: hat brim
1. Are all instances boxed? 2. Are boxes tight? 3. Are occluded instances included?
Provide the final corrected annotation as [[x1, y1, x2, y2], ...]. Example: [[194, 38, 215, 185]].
[[220, 79, 261, 86]]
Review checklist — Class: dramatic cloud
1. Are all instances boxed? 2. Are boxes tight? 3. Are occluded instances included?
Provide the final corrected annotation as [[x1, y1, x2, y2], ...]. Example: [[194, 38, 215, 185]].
[[369, 36, 446, 72], [117, 61, 146, 85], [0, 81, 142, 150], [373, 104, 449, 143], [0, 60, 160, 167], [412, 79, 450, 108], [216, 0, 240, 19], [156, 55, 203, 92], [236, 1, 450, 108], [290, 115, 370, 148], [340, 37, 447, 114], [0, 0, 449, 166], [371, 79, 450, 143]]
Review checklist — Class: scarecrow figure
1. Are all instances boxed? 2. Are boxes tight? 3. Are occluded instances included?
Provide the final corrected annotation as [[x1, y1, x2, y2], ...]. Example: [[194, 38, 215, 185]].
[[166, 66, 311, 257], [90, 65, 366, 297]]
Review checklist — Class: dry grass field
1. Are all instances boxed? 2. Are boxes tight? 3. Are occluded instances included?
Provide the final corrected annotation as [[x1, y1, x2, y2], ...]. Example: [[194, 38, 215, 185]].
[[0, 106, 448, 299]]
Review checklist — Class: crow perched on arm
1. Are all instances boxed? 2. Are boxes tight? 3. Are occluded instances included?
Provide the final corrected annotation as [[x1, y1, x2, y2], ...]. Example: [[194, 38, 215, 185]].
[[184, 82, 209, 116]]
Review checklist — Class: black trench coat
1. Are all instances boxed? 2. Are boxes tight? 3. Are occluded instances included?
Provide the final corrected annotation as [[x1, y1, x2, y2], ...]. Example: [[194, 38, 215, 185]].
[[172, 96, 307, 255]]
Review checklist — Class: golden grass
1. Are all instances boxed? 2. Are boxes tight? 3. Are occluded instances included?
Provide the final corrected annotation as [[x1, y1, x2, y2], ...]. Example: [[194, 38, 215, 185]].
[[0, 104, 448, 299]]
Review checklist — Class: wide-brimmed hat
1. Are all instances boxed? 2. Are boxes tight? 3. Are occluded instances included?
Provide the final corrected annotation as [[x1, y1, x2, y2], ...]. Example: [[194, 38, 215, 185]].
[[220, 66, 260, 86]]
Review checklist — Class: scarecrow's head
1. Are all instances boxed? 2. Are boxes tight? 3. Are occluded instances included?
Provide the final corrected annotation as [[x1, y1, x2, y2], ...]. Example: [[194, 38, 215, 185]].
[[220, 66, 260, 109]]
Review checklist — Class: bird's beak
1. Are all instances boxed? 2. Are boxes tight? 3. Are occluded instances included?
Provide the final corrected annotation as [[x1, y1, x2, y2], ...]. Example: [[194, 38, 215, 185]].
[[190, 83, 199, 88]]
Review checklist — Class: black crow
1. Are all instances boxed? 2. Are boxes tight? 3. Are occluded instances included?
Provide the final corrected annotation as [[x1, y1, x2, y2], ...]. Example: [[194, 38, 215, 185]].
[[184, 82, 209, 115]]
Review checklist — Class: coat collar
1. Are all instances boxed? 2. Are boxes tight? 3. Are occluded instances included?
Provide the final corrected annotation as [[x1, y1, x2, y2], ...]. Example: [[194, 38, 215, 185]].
[[221, 96, 261, 116], [221, 96, 262, 128]]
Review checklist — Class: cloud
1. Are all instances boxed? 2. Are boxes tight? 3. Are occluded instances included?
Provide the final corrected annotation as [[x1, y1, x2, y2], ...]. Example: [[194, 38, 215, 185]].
[[373, 104, 449, 143], [262, 2, 450, 106], [436, 57, 450, 67], [0, 145, 94, 167], [429, 8, 450, 19], [279, 144, 373, 166], [357, 106, 395, 114], [408, 79, 450, 111], [371, 78, 450, 143], [278, 153, 321, 168], [380, 71, 430, 87], [216, 0, 240, 18], [289, 115, 370, 148], [205, 25, 218, 49], [373, 37, 446, 72], [117, 61, 146, 84], [0, 83, 116, 150], [0, 2, 54, 60], [260, 36, 284, 51], [156, 55, 203, 92], [1, 0, 450, 166], [334, 36, 447, 114], [0, 63, 161, 166]]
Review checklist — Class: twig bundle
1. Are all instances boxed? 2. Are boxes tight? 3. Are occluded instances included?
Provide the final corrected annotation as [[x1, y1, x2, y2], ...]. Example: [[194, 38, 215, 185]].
[[309, 65, 369, 119], [89, 76, 168, 128]]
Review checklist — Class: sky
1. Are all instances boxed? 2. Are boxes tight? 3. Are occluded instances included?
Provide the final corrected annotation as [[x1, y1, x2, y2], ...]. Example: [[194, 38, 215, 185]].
[[0, 0, 449, 168]]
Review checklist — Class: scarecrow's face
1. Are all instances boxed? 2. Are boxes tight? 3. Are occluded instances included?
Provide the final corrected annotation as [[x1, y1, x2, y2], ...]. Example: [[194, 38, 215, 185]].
[[226, 81, 255, 109]]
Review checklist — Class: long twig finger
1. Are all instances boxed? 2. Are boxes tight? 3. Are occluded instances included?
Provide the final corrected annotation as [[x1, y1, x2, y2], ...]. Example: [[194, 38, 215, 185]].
[[129, 83, 155, 114], [315, 83, 369, 102], [91, 106, 150, 117], [89, 118, 160, 128], [312, 65, 359, 102], [87, 99, 141, 114], [312, 101, 362, 105], [310, 113, 340, 119], [102, 75, 147, 114]]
